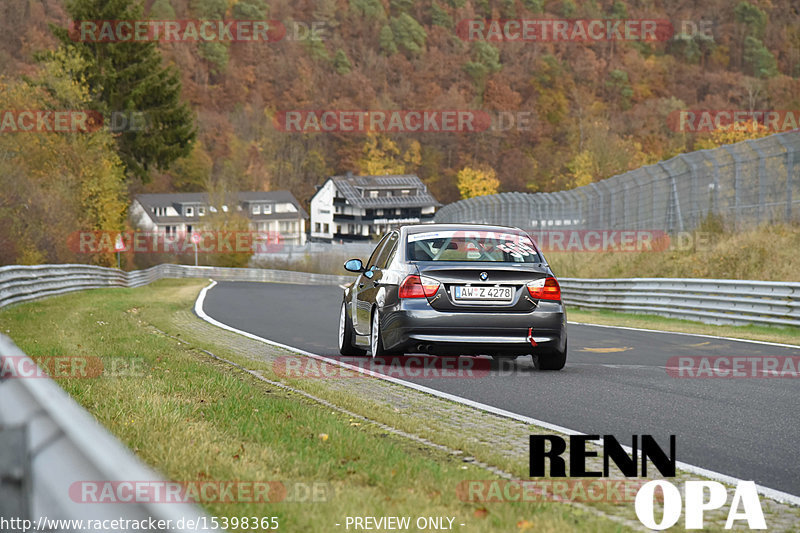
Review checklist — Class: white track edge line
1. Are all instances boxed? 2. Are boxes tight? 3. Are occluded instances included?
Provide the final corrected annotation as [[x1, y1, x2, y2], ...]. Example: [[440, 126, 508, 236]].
[[194, 280, 800, 506], [568, 321, 800, 349]]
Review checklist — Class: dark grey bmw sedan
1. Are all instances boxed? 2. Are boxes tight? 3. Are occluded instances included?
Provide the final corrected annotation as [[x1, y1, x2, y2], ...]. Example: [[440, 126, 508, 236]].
[[338, 224, 568, 370]]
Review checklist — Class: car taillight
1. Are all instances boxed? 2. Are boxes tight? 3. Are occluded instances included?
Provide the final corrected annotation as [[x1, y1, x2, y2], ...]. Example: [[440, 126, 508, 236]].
[[527, 277, 561, 301], [399, 275, 440, 298]]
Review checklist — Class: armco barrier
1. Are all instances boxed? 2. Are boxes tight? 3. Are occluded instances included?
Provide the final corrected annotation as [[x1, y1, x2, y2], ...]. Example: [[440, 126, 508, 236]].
[[1, 263, 798, 327], [559, 277, 800, 327], [0, 335, 219, 532], [0, 263, 352, 310]]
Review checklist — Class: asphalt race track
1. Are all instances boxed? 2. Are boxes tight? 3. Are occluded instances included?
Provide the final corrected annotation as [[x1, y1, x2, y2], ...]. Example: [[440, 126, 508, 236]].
[[202, 281, 800, 497]]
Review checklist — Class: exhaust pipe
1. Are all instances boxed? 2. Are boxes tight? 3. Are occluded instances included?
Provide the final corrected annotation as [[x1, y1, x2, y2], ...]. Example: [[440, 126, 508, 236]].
[[416, 343, 432, 353]]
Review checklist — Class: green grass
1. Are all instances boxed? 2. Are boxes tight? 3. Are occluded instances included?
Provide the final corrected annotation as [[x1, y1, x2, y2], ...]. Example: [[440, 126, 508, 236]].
[[0, 280, 629, 533], [545, 222, 800, 282]]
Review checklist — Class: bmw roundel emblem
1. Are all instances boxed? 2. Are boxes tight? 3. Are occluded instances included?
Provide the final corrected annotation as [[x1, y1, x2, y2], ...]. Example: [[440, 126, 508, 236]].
[[479, 271, 488, 281]]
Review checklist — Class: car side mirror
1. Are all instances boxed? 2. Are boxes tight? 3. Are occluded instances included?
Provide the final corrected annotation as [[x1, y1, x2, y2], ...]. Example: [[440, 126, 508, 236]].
[[363, 269, 374, 279], [344, 258, 364, 272]]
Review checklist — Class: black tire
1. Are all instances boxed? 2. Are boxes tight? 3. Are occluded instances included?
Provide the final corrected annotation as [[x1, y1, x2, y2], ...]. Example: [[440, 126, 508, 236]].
[[338, 301, 366, 356], [370, 309, 388, 358], [535, 341, 567, 371]]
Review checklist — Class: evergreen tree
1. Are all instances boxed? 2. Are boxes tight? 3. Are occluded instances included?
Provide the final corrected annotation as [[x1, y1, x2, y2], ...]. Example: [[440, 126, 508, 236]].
[[45, 0, 195, 182]]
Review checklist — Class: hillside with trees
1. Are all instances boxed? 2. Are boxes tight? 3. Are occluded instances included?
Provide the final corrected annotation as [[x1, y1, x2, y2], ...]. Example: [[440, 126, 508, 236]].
[[1, 0, 799, 265]]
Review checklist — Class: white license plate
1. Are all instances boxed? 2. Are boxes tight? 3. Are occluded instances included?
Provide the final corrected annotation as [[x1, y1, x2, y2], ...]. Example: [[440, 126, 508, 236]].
[[453, 285, 513, 301]]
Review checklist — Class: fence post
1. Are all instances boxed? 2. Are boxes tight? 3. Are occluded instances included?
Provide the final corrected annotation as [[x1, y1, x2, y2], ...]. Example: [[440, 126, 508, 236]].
[[723, 145, 742, 229], [775, 134, 794, 222], [589, 182, 604, 228], [746, 139, 767, 224]]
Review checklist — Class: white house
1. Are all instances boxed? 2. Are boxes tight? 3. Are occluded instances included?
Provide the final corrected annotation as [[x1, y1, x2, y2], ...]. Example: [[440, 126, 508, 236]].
[[309, 174, 440, 242], [130, 191, 308, 245]]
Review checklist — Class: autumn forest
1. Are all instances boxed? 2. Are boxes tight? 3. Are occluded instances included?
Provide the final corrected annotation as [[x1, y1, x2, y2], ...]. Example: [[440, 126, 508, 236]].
[[1, 0, 799, 265]]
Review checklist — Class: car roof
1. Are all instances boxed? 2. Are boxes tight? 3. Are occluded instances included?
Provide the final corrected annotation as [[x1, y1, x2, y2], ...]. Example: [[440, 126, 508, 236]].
[[400, 223, 527, 237]]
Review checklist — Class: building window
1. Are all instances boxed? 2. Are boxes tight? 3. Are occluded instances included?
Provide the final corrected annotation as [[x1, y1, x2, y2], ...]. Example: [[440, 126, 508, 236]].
[[263, 204, 272, 214], [198, 206, 205, 216], [315, 223, 321, 233], [401, 189, 411, 196], [336, 225, 341, 234], [279, 221, 297, 233], [252, 205, 261, 215], [377, 209, 383, 216], [395, 209, 402, 215], [186, 225, 193, 234], [186, 207, 194, 217], [276, 203, 297, 213], [369, 190, 379, 198]]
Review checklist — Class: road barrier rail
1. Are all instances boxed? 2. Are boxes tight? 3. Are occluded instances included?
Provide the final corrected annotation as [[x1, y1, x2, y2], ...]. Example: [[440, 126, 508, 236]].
[[559, 277, 800, 327], [1, 263, 798, 327], [0, 263, 351, 310], [0, 335, 216, 532]]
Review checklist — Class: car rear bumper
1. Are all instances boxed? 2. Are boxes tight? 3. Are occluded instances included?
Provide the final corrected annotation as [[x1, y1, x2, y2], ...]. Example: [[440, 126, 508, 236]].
[[380, 299, 567, 355]]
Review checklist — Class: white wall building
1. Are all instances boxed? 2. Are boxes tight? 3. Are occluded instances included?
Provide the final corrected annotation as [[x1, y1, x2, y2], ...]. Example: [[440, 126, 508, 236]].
[[131, 191, 308, 245], [309, 174, 440, 242]]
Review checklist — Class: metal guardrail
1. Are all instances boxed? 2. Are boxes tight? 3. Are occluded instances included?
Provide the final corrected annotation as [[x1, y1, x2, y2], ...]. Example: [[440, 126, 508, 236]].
[[2, 262, 798, 327], [559, 278, 800, 327], [0, 335, 218, 533], [0, 263, 351, 310]]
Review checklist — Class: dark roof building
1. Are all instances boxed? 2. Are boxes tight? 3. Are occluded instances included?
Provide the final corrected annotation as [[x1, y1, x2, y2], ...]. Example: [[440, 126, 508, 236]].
[[131, 191, 308, 245], [309, 174, 440, 241]]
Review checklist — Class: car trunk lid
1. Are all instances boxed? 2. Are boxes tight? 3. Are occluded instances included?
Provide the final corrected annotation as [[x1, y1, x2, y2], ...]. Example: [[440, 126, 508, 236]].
[[412, 262, 549, 312]]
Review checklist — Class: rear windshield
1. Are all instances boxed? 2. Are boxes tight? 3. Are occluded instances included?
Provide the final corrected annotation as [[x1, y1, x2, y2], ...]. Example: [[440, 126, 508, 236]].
[[406, 230, 542, 263]]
